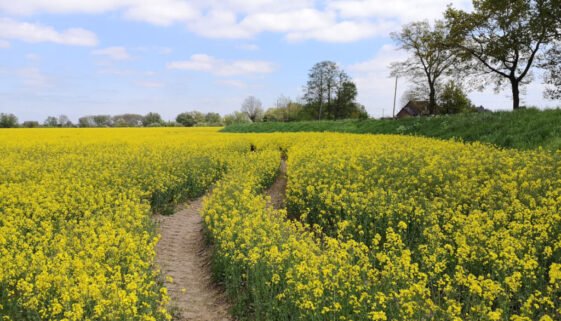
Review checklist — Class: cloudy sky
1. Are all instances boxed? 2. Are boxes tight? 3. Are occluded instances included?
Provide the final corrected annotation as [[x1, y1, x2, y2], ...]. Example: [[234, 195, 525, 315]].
[[0, 0, 558, 122]]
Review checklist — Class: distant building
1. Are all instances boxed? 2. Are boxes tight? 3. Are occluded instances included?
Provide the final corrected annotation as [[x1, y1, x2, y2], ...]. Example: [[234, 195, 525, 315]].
[[396, 101, 430, 119]]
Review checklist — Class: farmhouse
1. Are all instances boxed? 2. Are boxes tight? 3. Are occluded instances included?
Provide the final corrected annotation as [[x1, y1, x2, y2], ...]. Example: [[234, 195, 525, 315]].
[[396, 101, 429, 119]]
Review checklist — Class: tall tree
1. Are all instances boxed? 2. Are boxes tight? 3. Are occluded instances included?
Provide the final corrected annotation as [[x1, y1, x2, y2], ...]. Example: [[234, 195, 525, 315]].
[[0, 113, 18, 128], [304, 61, 359, 120], [241, 96, 264, 122], [78, 116, 94, 127], [390, 20, 459, 115], [176, 112, 197, 127], [304, 61, 329, 120], [113, 114, 143, 127], [333, 81, 359, 119], [93, 115, 111, 127], [542, 42, 561, 100], [205, 112, 222, 124], [142, 112, 162, 126], [446, 0, 561, 109], [58, 115, 72, 127], [44, 116, 58, 127]]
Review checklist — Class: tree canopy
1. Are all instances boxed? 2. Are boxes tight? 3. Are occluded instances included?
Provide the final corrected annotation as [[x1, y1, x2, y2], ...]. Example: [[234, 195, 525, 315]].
[[390, 20, 460, 115], [446, 0, 561, 109], [304, 61, 363, 120]]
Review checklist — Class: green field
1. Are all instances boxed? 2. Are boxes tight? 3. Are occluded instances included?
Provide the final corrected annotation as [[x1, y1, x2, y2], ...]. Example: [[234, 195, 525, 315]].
[[222, 108, 561, 150]]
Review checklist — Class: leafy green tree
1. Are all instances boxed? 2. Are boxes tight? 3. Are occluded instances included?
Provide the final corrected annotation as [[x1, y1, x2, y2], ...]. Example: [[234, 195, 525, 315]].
[[304, 61, 361, 120], [78, 116, 94, 127], [390, 20, 460, 115], [332, 81, 359, 119], [446, 0, 561, 109], [224, 111, 250, 125], [44, 116, 58, 127], [93, 115, 111, 127], [205, 112, 222, 124], [542, 43, 561, 100], [176, 112, 197, 127], [304, 61, 338, 120], [142, 112, 163, 126], [286, 101, 305, 121], [438, 81, 475, 114], [112, 114, 143, 127], [0, 113, 18, 128], [22, 121, 40, 128], [263, 107, 284, 122]]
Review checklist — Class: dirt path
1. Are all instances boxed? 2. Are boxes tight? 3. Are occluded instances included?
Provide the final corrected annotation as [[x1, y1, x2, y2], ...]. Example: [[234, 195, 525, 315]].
[[267, 159, 287, 210], [154, 197, 233, 321]]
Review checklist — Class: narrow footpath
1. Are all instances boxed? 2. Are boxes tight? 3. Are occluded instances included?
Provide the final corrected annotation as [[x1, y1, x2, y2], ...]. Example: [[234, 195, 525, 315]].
[[154, 158, 287, 320], [154, 197, 233, 321], [266, 159, 287, 210]]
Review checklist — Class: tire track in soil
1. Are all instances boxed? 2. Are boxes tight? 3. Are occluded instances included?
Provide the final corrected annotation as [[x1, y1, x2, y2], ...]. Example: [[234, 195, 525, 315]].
[[154, 196, 233, 321]]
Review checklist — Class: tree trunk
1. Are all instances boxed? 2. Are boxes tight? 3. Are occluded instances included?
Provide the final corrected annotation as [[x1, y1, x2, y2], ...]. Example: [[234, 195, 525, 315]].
[[428, 84, 437, 115], [511, 78, 520, 110]]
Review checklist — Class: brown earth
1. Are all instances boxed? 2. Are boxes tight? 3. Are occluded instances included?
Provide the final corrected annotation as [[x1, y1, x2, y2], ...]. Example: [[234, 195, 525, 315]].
[[266, 159, 287, 210], [154, 197, 233, 321], [154, 158, 287, 321]]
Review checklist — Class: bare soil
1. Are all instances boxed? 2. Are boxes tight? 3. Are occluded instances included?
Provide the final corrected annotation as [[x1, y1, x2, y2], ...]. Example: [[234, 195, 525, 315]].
[[154, 197, 233, 321], [266, 159, 287, 210], [154, 158, 287, 321]]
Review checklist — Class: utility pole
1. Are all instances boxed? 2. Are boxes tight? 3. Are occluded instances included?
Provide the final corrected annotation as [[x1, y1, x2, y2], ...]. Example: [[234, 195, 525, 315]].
[[392, 76, 398, 120]]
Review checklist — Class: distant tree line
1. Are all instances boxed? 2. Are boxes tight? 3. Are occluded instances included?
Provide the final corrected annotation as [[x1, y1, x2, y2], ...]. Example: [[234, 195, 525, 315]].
[[1, 60, 369, 128], [390, 0, 561, 113]]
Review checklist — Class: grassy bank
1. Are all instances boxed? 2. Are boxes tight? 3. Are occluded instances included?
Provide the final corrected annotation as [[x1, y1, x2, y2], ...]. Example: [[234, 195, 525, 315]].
[[221, 108, 561, 150]]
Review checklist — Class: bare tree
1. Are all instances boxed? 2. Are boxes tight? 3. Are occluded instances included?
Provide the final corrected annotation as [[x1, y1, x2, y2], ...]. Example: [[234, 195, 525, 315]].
[[275, 94, 291, 122], [58, 115, 73, 127], [241, 96, 264, 122]]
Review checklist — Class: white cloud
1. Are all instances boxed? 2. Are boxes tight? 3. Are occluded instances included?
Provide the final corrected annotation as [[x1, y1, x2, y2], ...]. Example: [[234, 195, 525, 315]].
[[0, 39, 10, 48], [98, 69, 156, 76], [123, 1, 198, 26], [0, 0, 133, 15], [91, 47, 132, 60], [347, 44, 408, 117], [135, 80, 165, 88], [237, 44, 259, 51], [167, 54, 277, 76], [0, 0, 473, 43], [286, 20, 398, 43], [16, 67, 52, 87], [0, 18, 98, 46], [240, 9, 333, 33], [157, 47, 172, 54], [328, 0, 472, 22], [25, 53, 41, 60], [215, 79, 249, 88], [187, 10, 253, 39]]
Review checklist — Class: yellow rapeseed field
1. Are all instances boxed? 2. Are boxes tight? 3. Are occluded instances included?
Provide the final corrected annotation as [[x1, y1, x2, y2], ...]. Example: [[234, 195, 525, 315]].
[[1, 129, 560, 321], [0, 128, 250, 320], [204, 133, 561, 321]]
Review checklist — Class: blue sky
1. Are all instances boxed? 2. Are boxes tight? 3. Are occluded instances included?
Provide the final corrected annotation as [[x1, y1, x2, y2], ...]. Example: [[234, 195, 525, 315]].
[[0, 0, 558, 122]]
